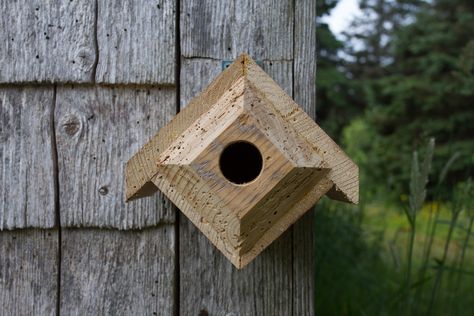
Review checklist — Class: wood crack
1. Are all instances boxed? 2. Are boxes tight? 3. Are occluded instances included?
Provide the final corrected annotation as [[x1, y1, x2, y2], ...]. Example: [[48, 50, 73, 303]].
[[91, 0, 99, 83], [50, 84, 62, 316]]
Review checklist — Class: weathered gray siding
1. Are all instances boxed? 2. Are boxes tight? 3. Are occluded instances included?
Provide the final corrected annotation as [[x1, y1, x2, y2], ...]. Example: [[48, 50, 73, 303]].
[[0, 0, 316, 314], [0, 230, 58, 315], [180, 0, 294, 60], [60, 228, 175, 315], [293, 1, 318, 314], [55, 86, 175, 229], [95, 0, 176, 84], [0, 87, 56, 229], [0, 1, 96, 83], [179, 60, 298, 315]]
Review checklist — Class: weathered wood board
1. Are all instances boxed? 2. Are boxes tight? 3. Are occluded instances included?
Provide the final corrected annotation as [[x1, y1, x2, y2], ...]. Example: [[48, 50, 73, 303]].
[[177, 0, 319, 312], [95, 0, 176, 84], [55, 86, 176, 229], [0, 86, 56, 229], [295, 0, 317, 120], [178, 58, 309, 314], [0, 0, 96, 83], [60, 227, 175, 315], [179, 217, 293, 315], [293, 1, 317, 314], [293, 212, 315, 316], [181, 0, 294, 60], [0, 229, 58, 315]]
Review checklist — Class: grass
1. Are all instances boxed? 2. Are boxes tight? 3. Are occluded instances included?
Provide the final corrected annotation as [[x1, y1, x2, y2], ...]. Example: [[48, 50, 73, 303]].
[[315, 140, 474, 315], [362, 203, 474, 267], [315, 201, 474, 316]]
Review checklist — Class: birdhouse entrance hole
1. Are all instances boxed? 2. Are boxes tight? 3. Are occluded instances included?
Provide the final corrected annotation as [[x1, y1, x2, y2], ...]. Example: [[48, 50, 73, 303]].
[[219, 141, 263, 185]]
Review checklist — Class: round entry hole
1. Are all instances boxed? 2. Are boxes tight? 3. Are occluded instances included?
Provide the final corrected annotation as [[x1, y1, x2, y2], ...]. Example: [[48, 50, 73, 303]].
[[219, 141, 263, 185]]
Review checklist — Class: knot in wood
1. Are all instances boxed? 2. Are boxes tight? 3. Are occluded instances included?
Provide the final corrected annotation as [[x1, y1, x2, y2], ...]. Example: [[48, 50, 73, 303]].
[[98, 186, 109, 196], [62, 115, 80, 136]]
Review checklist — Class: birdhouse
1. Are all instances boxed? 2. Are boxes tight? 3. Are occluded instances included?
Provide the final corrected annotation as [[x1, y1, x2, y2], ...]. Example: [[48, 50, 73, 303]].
[[126, 54, 358, 269]]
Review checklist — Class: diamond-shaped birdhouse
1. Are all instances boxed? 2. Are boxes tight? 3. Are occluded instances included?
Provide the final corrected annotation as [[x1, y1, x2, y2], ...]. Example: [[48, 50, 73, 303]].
[[126, 54, 358, 269]]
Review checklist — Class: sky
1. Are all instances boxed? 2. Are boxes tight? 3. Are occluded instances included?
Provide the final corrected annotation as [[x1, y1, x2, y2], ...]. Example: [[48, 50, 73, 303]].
[[322, 0, 363, 37]]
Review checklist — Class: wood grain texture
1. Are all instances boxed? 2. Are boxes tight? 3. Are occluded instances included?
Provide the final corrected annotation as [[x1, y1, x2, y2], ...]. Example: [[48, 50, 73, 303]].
[[95, 0, 175, 84], [125, 55, 247, 201], [295, 0, 316, 119], [181, 0, 294, 59], [55, 86, 175, 229], [293, 211, 316, 316], [0, 229, 58, 315], [178, 58, 305, 313], [293, 2, 317, 315], [180, 59, 222, 109], [0, 0, 95, 83], [60, 227, 175, 315], [179, 217, 293, 316], [246, 58, 359, 204], [0, 86, 56, 229]]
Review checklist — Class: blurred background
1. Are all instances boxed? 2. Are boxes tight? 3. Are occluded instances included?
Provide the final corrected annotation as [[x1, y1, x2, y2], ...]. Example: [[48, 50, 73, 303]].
[[315, 0, 474, 314]]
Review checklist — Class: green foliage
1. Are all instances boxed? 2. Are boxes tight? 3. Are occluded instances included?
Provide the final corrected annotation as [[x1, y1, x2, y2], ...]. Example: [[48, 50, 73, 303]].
[[408, 138, 434, 219], [315, 203, 397, 315], [317, 0, 474, 198], [315, 0, 474, 314], [359, 0, 474, 197], [315, 142, 474, 316]]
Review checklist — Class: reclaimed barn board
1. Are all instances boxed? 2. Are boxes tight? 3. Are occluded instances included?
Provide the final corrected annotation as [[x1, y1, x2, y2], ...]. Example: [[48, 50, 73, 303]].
[[179, 58, 306, 314], [0, 0, 95, 83], [0, 86, 56, 229], [293, 1, 317, 315], [55, 86, 175, 229], [95, 0, 176, 84], [0, 229, 58, 315], [60, 227, 175, 315], [180, 0, 293, 60]]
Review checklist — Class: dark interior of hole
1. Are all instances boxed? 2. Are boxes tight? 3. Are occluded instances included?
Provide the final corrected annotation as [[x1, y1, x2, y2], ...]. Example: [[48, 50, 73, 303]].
[[219, 141, 263, 185]]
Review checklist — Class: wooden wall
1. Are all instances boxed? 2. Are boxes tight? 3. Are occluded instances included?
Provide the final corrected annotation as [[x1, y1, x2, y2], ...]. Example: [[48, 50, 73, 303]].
[[0, 1, 316, 315]]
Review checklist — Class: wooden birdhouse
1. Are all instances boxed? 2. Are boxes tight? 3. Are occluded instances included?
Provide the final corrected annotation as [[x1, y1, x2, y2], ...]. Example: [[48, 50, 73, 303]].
[[126, 54, 358, 269]]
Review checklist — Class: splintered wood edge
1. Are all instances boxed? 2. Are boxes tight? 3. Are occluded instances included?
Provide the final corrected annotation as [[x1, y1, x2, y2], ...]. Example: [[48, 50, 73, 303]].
[[125, 54, 249, 201]]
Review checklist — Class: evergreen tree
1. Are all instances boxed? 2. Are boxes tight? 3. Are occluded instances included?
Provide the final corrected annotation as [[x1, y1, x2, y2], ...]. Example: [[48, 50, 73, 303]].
[[343, 0, 423, 78], [354, 0, 474, 196], [316, 0, 360, 139]]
